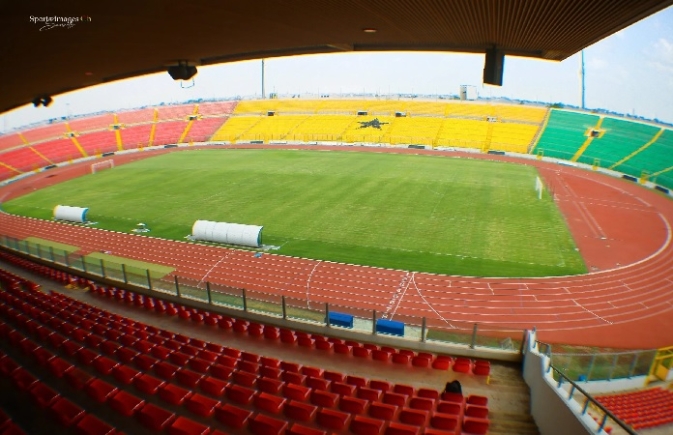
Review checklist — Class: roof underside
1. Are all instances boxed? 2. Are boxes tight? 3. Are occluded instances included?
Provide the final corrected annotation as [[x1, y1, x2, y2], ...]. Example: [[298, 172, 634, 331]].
[[1, 0, 671, 114]]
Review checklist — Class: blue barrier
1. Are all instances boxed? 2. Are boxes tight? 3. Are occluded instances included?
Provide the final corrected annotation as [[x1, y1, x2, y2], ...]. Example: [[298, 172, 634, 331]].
[[376, 319, 404, 336], [327, 311, 354, 328]]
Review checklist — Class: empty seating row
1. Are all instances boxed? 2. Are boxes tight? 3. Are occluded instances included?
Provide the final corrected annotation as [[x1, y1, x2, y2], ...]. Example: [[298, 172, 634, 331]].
[[595, 388, 673, 430], [0, 269, 490, 435]]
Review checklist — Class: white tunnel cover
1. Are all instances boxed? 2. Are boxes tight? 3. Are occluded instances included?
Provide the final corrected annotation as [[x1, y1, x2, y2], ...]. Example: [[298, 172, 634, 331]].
[[192, 220, 263, 248], [53, 205, 89, 223]]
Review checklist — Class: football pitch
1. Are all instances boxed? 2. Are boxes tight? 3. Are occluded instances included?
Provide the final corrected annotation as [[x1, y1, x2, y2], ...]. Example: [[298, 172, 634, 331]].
[[2, 149, 586, 277]]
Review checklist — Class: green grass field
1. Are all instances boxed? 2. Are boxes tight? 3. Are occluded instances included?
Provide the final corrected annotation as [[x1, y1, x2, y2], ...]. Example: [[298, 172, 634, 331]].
[[2, 149, 586, 277]]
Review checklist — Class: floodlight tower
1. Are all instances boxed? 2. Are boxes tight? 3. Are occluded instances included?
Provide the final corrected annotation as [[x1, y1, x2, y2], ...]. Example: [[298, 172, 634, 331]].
[[580, 50, 586, 110]]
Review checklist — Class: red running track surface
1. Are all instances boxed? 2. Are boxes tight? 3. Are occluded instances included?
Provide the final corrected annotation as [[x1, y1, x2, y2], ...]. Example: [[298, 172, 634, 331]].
[[1, 145, 672, 349]]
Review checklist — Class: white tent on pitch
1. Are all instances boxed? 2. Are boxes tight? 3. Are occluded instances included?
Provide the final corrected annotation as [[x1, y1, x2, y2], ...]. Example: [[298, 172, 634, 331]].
[[192, 220, 263, 248], [53, 205, 89, 223]]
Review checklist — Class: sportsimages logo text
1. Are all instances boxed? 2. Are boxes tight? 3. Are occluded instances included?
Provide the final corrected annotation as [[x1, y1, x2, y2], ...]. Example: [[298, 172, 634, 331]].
[[30, 15, 92, 31]]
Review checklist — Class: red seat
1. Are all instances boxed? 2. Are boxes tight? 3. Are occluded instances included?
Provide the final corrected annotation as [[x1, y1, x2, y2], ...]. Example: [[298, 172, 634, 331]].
[[340, 396, 367, 414], [47, 357, 73, 378], [285, 400, 318, 421], [311, 389, 339, 408], [358, 386, 382, 401], [159, 383, 193, 405], [134, 354, 158, 371], [369, 402, 397, 420], [169, 352, 192, 366], [215, 403, 252, 429], [85, 334, 105, 349], [168, 416, 211, 435], [93, 356, 119, 376], [263, 326, 280, 339], [85, 378, 118, 403], [431, 358, 450, 370], [226, 384, 256, 405], [317, 408, 351, 430], [198, 350, 219, 363], [383, 392, 408, 407], [136, 403, 176, 431], [399, 408, 428, 426], [258, 377, 284, 394], [301, 366, 324, 378], [417, 388, 439, 400], [134, 373, 166, 395], [76, 347, 99, 366], [100, 341, 121, 357], [200, 375, 228, 396], [461, 417, 490, 434], [465, 405, 489, 418], [370, 380, 391, 392], [430, 412, 459, 431], [64, 367, 94, 390], [74, 413, 115, 435], [249, 413, 288, 435], [436, 401, 463, 416], [151, 345, 172, 360], [306, 377, 330, 390], [233, 370, 258, 387], [467, 395, 488, 406], [185, 393, 220, 417], [283, 383, 311, 401], [473, 361, 490, 376], [409, 397, 434, 411], [254, 391, 286, 413], [385, 422, 420, 435], [112, 364, 140, 385], [347, 375, 367, 388], [372, 350, 391, 362], [282, 371, 306, 385], [287, 422, 327, 435], [440, 392, 464, 404], [211, 364, 234, 380], [324, 371, 345, 383], [108, 390, 145, 417], [316, 341, 333, 351], [31, 347, 55, 367], [174, 368, 203, 389], [280, 361, 302, 373], [411, 356, 431, 368], [189, 358, 213, 374], [353, 347, 371, 358], [116, 347, 140, 364], [155, 361, 179, 380], [50, 397, 85, 427], [332, 382, 356, 396], [334, 343, 352, 354], [350, 415, 385, 435], [217, 355, 238, 368], [28, 382, 60, 408]]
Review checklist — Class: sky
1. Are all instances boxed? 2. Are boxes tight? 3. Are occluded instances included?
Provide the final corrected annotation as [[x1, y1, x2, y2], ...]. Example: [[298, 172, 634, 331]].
[[2, 5, 673, 132]]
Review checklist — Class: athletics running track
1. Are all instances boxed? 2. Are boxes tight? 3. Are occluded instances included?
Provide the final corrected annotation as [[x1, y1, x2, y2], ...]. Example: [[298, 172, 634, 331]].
[[1, 145, 672, 349]]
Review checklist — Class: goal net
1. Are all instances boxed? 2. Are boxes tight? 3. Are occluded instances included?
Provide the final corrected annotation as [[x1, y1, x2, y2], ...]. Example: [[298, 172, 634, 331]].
[[91, 160, 114, 174]]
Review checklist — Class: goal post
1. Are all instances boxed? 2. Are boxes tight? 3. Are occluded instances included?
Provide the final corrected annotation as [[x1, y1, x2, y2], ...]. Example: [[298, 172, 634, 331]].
[[91, 160, 114, 174], [535, 175, 544, 200]]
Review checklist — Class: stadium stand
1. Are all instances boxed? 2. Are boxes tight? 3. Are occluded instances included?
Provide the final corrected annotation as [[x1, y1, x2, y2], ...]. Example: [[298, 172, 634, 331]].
[[288, 115, 358, 142], [384, 117, 443, 146], [211, 116, 264, 142], [612, 128, 673, 185], [342, 116, 396, 143], [243, 115, 312, 142], [575, 117, 662, 168], [115, 108, 155, 125], [76, 130, 118, 156], [595, 387, 673, 430], [32, 138, 84, 164], [531, 109, 601, 160], [435, 119, 488, 149], [0, 262, 492, 435], [0, 133, 25, 153], [180, 117, 230, 143], [157, 104, 198, 121], [19, 123, 67, 144], [151, 120, 190, 146], [119, 124, 153, 149], [0, 147, 49, 173], [196, 101, 237, 117], [68, 114, 115, 133], [490, 123, 540, 153]]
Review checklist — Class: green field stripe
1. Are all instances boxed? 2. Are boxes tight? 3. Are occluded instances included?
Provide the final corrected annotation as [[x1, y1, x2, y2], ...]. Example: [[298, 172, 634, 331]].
[[24, 237, 80, 254], [84, 252, 174, 278]]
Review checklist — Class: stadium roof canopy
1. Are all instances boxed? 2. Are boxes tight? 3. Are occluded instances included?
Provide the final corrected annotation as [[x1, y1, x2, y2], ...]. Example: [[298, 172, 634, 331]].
[[2, 0, 672, 114]]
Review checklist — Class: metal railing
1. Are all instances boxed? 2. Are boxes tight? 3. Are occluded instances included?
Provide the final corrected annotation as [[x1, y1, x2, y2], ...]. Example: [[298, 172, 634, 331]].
[[0, 234, 524, 355]]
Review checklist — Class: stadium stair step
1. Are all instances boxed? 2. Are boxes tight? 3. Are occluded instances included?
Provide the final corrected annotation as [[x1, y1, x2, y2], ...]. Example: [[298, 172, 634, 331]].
[[487, 412, 541, 435]]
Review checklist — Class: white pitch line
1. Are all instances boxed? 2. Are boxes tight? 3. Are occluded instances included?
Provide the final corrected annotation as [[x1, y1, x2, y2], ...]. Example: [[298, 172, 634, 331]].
[[305, 260, 322, 309], [390, 272, 413, 319], [196, 251, 232, 289], [573, 299, 612, 324], [411, 273, 455, 329]]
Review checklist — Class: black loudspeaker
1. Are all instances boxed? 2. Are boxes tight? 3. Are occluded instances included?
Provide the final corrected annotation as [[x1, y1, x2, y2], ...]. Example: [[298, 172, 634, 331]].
[[483, 47, 504, 86]]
